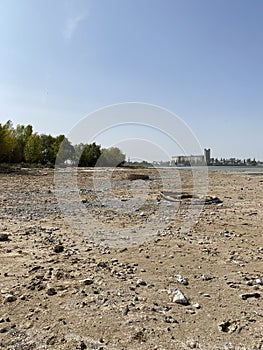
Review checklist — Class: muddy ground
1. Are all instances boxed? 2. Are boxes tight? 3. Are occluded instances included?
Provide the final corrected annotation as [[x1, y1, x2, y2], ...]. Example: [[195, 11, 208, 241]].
[[0, 167, 262, 349]]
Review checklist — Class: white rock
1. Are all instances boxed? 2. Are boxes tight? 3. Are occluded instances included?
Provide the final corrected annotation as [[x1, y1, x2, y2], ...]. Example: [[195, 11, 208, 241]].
[[192, 303, 201, 309], [172, 289, 189, 305], [177, 275, 189, 285]]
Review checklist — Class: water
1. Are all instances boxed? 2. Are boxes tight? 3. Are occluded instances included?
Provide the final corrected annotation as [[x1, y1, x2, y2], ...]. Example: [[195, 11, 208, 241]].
[[158, 165, 263, 176]]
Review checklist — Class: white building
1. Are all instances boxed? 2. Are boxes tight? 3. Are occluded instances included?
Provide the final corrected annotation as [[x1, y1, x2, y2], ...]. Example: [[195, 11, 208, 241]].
[[171, 149, 211, 166]]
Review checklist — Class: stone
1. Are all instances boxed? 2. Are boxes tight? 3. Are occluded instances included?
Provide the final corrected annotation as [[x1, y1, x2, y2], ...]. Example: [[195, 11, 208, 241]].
[[136, 278, 147, 287], [186, 340, 198, 348], [218, 320, 238, 333], [172, 289, 189, 305], [81, 278, 94, 286], [0, 327, 9, 333], [4, 294, 17, 303], [0, 233, 9, 242], [47, 288, 57, 296], [202, 274, 212, 281], [192, 303, 201, 309], [123, 305, 129, 316], [177, 274, 189, 285], [255, 278, 263, 285], [54, 244, 64, 253], [80, 341, 87, 350], [240, 292, 260, 300]]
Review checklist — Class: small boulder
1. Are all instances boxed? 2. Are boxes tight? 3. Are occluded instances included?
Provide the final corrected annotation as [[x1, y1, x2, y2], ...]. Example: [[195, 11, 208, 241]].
[[172, 289, 189, 305], [54, 245, 64, 253], [47, 288, 57, 296], [4, 294, 17, 303], [136, 278, 147, 287], [0, 233, 9, 242]]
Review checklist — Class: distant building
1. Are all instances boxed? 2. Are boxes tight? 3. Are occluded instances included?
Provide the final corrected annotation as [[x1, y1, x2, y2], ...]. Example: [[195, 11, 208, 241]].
[[204, 148, 211, 164], [171, 149, 211, 166]]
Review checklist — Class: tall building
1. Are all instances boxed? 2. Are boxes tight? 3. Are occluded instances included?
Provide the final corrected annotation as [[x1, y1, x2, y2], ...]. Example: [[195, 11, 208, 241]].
[[204, 148, 211, 164]]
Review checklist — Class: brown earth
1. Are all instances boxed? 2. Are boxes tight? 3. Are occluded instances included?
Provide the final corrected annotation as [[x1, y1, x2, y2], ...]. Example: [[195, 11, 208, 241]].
[[0, 167, 262, 350]]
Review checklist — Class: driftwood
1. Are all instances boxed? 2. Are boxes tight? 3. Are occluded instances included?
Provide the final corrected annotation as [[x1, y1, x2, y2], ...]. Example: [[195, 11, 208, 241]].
[[160, 192, 222, 205], [127, 174, 150, 181]]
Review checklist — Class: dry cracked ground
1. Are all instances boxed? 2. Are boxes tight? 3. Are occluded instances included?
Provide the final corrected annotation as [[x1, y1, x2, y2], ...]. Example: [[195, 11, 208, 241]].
[[0, 167, 262, 350]]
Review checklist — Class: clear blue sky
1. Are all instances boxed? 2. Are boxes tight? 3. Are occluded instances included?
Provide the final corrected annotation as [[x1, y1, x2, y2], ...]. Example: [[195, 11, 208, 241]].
[[0, 0, 262, 161]]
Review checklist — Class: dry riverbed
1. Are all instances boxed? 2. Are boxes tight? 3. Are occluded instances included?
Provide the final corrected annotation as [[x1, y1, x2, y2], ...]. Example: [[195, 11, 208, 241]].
[[0, 168, 262, 349]]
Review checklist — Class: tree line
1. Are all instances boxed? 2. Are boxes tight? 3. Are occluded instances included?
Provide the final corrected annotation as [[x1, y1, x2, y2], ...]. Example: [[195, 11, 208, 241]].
[[0, 120, 125, 167]]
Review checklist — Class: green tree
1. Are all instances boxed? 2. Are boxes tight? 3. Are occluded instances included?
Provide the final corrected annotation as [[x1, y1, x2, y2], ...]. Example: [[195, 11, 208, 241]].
[[11, 124, 33, 162], [40, 134, 57, 165], [97, 147, 125, 167], [77, 142, 101, 167], [24, 133, 42, 163], [55, 136, 75, 165], [0, 121, 16, 162]]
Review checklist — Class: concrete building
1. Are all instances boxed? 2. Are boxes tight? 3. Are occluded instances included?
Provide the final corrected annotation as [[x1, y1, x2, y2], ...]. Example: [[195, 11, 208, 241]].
[[171, 149, 211, 166], [204, 148, 211, 164]]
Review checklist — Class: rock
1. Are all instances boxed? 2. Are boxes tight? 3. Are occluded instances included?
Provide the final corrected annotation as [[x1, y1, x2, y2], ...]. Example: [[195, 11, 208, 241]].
[[177, 274, 189, 285], [81, 278, 94, 286], [218, 320, 238, 333], [80, 341, 87, 350], [54, 244, 64, 253], [255, 278, 263, 285], [4, 294, 17, 303], [186, 340, 198, 348], [136, 278, 147, 287], [123, 305, 129, 316], [127, 174, 149, 181], [172, 289, 189, 305], [192, 303, 201, 309], [0, 326, 9, 333], [164, 315, 178, 324], [240, 292, 260, 300], [202, 293, 211, 297], [0, 233, 9, 242], [202, 274, 212, 281], [47, 288, 57, 296]]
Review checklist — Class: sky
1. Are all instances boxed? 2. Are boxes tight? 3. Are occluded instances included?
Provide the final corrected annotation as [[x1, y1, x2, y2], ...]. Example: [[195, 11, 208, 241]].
[[0, 0, 262, 161]]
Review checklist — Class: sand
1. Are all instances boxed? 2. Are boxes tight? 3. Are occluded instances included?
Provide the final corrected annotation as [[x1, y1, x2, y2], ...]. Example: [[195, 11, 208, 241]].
[[0, 168, 262, 349]]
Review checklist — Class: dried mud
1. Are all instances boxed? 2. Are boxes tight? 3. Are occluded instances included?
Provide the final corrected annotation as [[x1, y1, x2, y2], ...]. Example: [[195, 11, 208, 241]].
[[0, 168, 262, 350]]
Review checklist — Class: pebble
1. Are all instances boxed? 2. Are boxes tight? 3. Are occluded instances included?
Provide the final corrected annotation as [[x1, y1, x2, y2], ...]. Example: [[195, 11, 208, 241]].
[[177, 275, 189, 285], [202, 274, 212, 281], [186, 340, 198, 348], [136, 278, 147, 287], [81, 278, 94, 286], [172, 289, 189, 305], [0, 326, 9, 333], [255, 278, 263, 285], [240, 292, 260, 300], [47, 288, 57, 296], [54, 244, 64, 253], [4, 294, 17, 303], [192, 303, 201, 309], [0, 233, 9, 242], [79, 341, 87, 350]]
